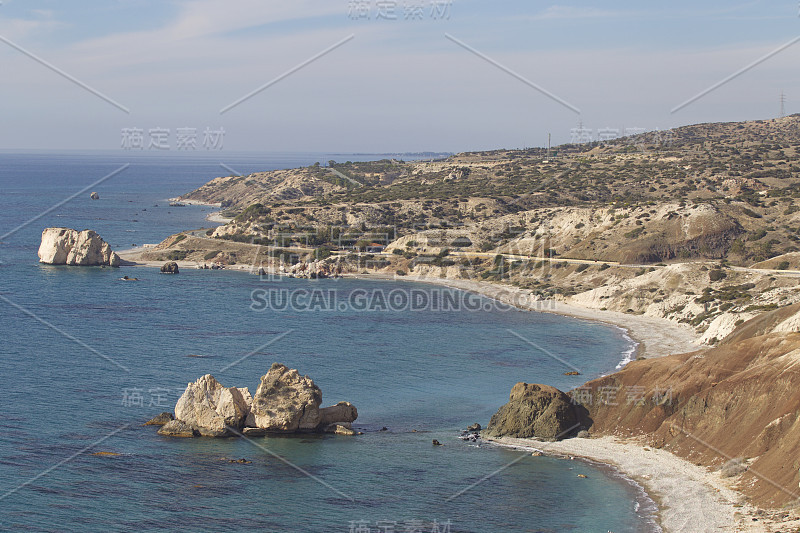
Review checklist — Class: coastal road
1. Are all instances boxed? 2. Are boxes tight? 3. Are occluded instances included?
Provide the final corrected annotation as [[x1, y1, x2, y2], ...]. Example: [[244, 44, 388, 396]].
[[174, 230, 800, 276], [327, 168, 362, 187]]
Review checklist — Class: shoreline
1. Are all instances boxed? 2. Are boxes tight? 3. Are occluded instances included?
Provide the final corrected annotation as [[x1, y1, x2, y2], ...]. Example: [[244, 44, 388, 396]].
[[485, 435, 796, 533], [117, 255, 781, 531], [343, 272, 701, 360], [489, 437, 662, 532], [166, 197, 231, 224], [114, 255, 701, 361]]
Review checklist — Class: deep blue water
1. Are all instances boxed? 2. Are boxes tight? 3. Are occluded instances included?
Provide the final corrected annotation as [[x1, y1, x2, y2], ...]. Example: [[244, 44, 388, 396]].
[[0, 153, 658, 532]]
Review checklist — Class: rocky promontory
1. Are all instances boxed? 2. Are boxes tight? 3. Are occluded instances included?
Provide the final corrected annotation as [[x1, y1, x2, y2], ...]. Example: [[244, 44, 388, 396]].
[[158, 363, 358, 438], [484, 303, 800, 508], [484, 382, 587, 440], [38, 227, 121, 267]]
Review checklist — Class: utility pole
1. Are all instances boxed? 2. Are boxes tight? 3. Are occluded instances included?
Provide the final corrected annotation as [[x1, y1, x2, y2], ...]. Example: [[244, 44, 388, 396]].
[[780, 91, 786, 118], [547, 133, 551, 159]]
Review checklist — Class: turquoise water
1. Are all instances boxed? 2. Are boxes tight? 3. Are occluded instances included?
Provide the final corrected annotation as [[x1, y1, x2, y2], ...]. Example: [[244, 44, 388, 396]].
[[0, 153, 658, 532]]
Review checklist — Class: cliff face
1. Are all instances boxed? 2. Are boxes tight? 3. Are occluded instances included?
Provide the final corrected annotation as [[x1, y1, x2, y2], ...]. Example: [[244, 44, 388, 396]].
[[38, 228, 120, 267], [578, 303, 800, 507]]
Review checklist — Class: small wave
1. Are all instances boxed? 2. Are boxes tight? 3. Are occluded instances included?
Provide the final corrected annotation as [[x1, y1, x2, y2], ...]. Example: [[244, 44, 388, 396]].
[[614, 326, 639, 370]]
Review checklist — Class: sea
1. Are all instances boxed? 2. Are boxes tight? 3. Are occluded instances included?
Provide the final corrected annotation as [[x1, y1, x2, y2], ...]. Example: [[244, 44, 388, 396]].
[[0, 151, 659, 532]]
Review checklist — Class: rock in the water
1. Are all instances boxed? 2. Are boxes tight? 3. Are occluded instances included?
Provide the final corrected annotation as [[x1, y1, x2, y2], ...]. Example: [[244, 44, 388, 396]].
[[90, 191, 100, 200], [319, 401, 358, 426], [158, 420, 197, 437], [467, 422, 482, 432], [237, 387, 253, 411], [484, 383, 584, 440], [246, 363, 323, 432], [38, 227, 120, 267], [174, 375, 249, 436], [144, 412, 174, 426], [242, 427, 268, 437], [161, 261, 179, 274], [324, 423, 357, 436], [154, 363, 359, 438]]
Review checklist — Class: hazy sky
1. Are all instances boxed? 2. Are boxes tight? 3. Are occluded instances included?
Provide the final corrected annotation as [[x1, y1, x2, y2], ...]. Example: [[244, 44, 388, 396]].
[[0, 0, 798, 152]]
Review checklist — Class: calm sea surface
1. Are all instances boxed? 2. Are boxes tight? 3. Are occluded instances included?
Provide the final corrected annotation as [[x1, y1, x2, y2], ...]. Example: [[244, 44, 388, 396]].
[[0, 152, 658, 532]]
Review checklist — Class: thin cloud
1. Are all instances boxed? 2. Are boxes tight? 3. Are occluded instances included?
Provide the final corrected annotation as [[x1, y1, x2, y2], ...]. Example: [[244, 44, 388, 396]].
[[527, 5, 630, 21]]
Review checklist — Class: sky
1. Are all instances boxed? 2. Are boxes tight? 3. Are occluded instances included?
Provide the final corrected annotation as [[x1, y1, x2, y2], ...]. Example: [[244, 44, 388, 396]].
[[0, 0, 798, 153]]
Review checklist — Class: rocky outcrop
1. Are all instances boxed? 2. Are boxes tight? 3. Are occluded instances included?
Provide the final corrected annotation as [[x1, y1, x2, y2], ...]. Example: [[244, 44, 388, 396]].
[[161, 261, 179, 274], [174, 375, 250, 437], [484, 383, 586, 440], [38, 228, 120, 267], [246, 363, 324, 431], [158, 420, 197, 438], [144, 412, 174, 426], [319, 402, 358, 426], [159, 363, 358, 438]]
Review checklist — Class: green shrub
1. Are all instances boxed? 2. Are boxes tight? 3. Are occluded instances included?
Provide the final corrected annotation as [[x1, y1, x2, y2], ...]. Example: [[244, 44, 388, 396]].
[[623, 227, 644, 239], [166, 250, 189, 261], [709, 269, 727, 282], [314, 247, 333, 260], [204, 250, 221, 260]]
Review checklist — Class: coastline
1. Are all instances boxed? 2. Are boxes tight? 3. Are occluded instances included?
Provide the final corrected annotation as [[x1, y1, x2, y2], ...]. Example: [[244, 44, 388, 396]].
[[166, 197, 230, 224], [117, 255, 781, 532], [114, 254, 701, 361], [486, 435, 797, 533], [343, 273, 702, 360]]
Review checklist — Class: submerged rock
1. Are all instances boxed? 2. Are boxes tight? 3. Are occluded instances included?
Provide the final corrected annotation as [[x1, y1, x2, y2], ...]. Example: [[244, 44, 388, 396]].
[[324, 423, 357, 436], [144, 412, 174, 426], [38, 227, 120, 267], [158, 420, 198, 438], [484, 383, 585, 441]]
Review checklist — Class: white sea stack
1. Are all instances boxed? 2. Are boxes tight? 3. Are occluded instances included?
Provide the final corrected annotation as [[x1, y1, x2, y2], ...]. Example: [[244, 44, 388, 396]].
[[38, 227, 121, 267]]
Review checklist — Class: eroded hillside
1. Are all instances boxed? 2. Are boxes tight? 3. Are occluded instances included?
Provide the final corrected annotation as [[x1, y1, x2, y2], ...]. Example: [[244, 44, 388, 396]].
[[147, 116, 800, 343], [577, 303, 800, 508]]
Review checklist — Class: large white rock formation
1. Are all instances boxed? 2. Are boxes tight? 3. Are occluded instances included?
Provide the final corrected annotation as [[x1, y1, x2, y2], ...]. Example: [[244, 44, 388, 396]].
[[38, 228, 121, 267], [158, 363, 358, 438]]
